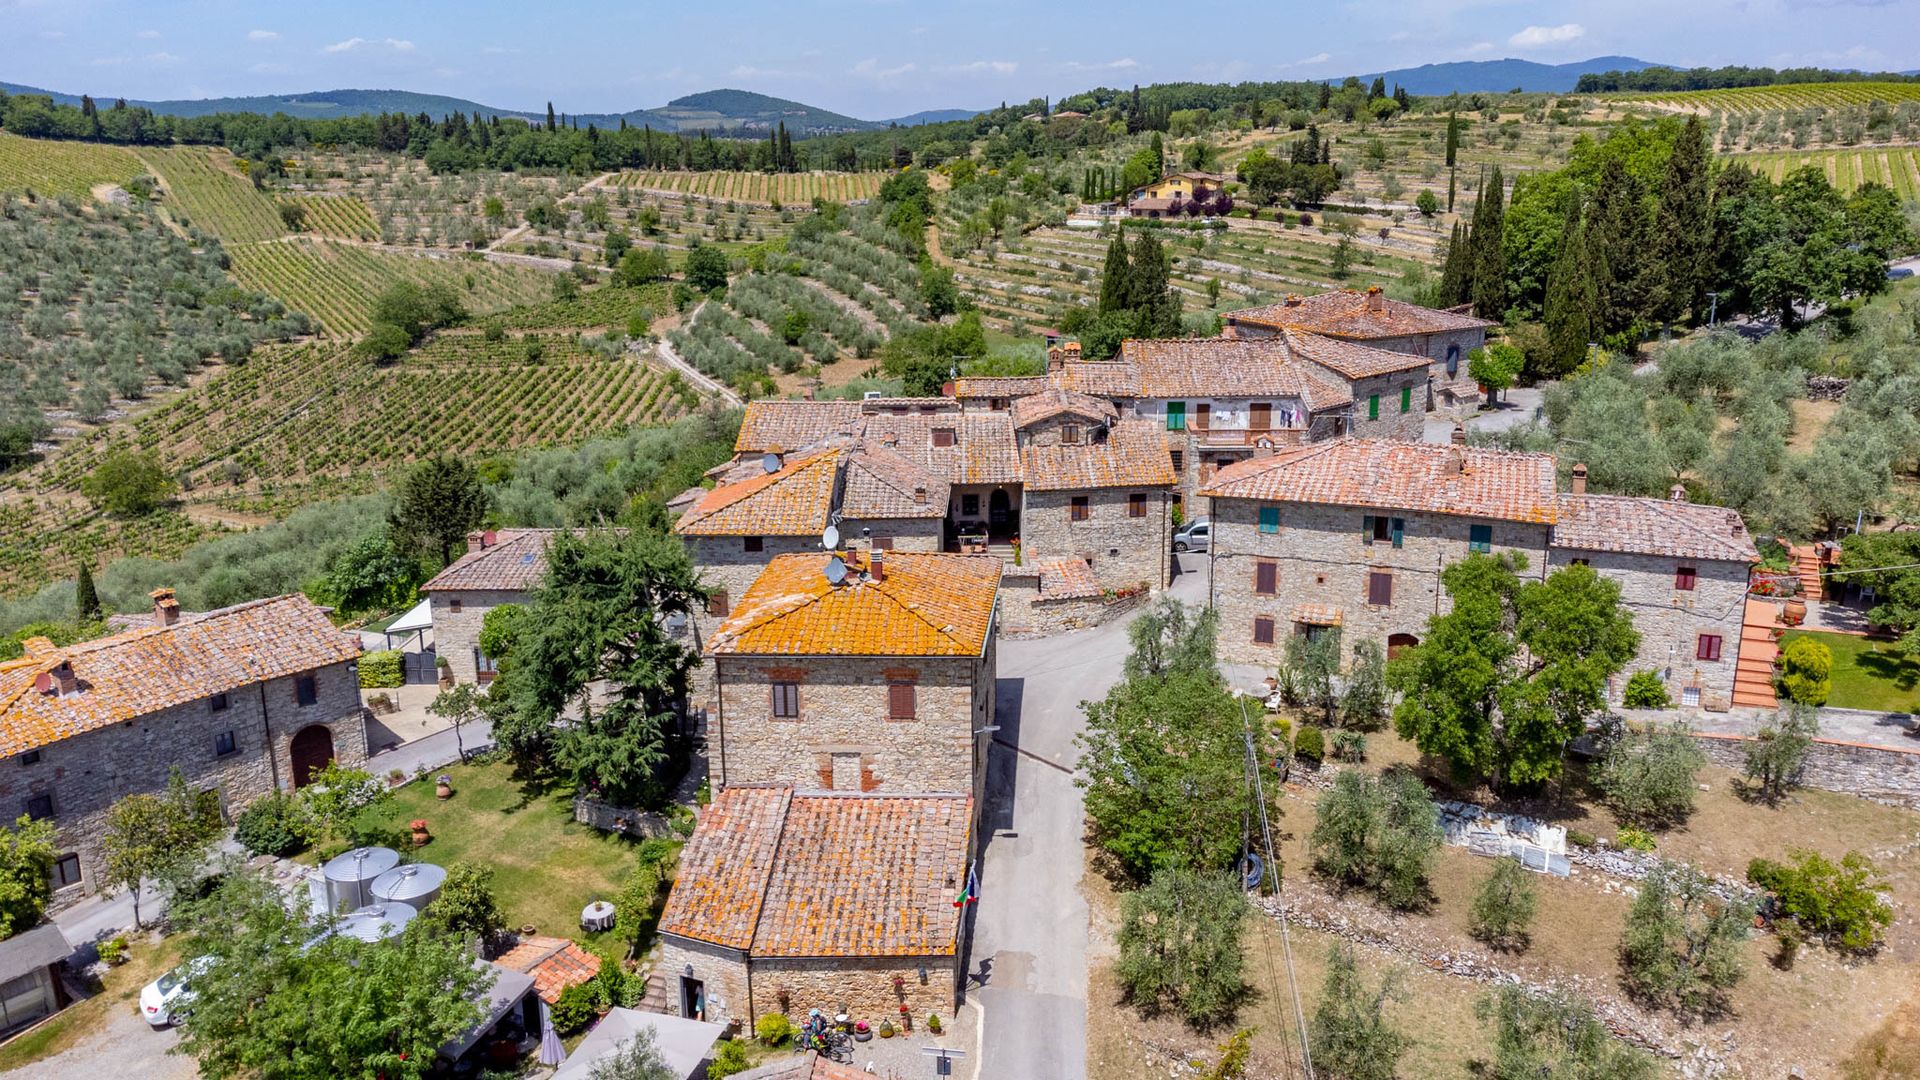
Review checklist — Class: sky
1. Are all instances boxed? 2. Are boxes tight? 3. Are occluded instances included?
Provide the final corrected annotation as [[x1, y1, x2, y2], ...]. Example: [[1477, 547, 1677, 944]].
[[3, 0, 1918, 119]]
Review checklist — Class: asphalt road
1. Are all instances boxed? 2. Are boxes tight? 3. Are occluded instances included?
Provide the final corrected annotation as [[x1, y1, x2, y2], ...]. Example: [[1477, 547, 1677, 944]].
[[967, 555, 1208, 1080]]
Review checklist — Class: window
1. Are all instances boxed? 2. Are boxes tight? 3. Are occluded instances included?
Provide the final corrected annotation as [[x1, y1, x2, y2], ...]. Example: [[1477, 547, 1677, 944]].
[[1400, 386, 1413, 413], [1259, 506, 1280, 534], [1128, 493, 1148, 518], [961, 494, 980, 516], [1169, 450, 1184, 472], [990, 397, 1009, 410], [1061, 424, 1082, 445], [1367, 394, 1380, 421], [1070, 496, 1090, 522], [294, 675, 318, 707], [52, 853, 80, 889], [1165, 401, 1186, 431], [931, 427, 956, 448], [23, 794, 51, 822], [1675, 566, 1697, 591], [448, 598, 463, 614], [214, 730, 237, 757], [1254, 560, 1278, 596], [209, 692, 229, 713], [1469, 524, 1493, 553], [888, 682, 916, 720], [771, 682, 801, 719], [1368, 570, 1393, 607], [1195, 403, 1211, 430], [743, 536, 763, 553], [1570, 557, 1591, 567], [1365, 516, 1401, 546], [707, 590, 730, 618], [1696, 634, 1723, 662], [1446, 344, 1461, 376], [1681, 686, 1701, 708], [1253, 616, 1276, 645], [474, 650, 499, 683], [18, 751, 38, 767]]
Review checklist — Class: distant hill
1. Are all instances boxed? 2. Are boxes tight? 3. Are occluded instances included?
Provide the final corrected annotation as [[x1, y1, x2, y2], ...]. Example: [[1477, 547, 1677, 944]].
[[0, 82, 545, 122], [581, 89, 883, 135], [884, 108, 986, 127], [1349, 56, 1662, 95]]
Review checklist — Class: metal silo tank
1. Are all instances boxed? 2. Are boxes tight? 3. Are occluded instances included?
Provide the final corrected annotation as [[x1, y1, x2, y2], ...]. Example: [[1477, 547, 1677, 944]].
[[321, 846, 401, 912], [370, 863, 446, 911]]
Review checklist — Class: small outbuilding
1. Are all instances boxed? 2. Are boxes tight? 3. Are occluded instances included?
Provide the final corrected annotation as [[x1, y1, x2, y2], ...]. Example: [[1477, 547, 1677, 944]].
[[0, 922, 72, 1035], [551, 1007, 727, 1080]]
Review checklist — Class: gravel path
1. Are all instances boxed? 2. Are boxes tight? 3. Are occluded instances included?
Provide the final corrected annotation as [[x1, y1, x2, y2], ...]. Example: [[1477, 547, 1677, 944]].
[[6, 998, 197, 1080]]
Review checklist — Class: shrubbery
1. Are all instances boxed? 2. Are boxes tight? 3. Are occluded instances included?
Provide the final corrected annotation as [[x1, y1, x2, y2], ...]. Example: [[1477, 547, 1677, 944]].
[[1777, 636, 1832, 705], [1622, 670, 1672, 709], [1621, 860, 1752, 1015], [1310, 770, 1441, 910], [234, 791, 311, 857], [1591, 723, 1706, 827], [358, 649, 404, 688], [1748, 849, 1893, 952]]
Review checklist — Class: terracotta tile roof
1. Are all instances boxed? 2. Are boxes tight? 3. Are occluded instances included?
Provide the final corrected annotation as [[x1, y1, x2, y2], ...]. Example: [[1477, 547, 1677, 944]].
[[840, 444, 949, 520], [420, 530, 568, 592], [1279, 328, 1432, 380], [857, 413, 1022, 486], [1009, 386, 1118, 429], [707, 552, 1001, 658], [1127, 197, 1182, 212], [1055, 360, 1140, 398], [1291, 604, 1343, 626], [1111, 338, 1361, 409], [657, 786, 791, 950], [1554, 494, 1759, 563], [494, 936, 603, 1004], [661, 789, 972, 960], [675, 449, 840, 537], [1227, 289, 1494, 339], [735, 401, 863, 454], [0, 595, 360, 758], [1031, 557, 1101, 600], [1022, 418, 1176, 492], [856, 397, 960, 414], [1198, 438, 1559, 523], [950, 375, 1049, 400]]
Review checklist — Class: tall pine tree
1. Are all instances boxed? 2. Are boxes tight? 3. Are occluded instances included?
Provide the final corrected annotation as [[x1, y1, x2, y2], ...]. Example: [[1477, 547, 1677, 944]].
[[1098, 232, 1134, 315], [1468, 166, 1508, 320], [1543, 198, 1598, 376], [1649, 114, 1712, 325]]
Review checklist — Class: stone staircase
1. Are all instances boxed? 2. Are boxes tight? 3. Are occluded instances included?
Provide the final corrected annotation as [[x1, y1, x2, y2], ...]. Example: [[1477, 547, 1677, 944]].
[[634, 972, 671, 1014], [1791, 544, 1825, 601], [1732, 597, 1781, 710]]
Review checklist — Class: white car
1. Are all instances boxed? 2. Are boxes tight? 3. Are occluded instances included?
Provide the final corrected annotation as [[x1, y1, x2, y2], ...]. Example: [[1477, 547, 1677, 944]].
[[140, 956, 213, 1028], [1172, 518, 1211, 553]]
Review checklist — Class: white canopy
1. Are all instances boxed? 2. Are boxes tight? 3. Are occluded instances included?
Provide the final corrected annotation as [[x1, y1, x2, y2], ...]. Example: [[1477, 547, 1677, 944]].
[[553, 1007, 727, 1080], [386, 598, 434, 636]]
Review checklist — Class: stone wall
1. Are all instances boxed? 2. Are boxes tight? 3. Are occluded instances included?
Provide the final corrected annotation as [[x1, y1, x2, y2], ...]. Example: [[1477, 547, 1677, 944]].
[[572, 795, 676, 839], [1021, 487, 1170, 592], [428, 588, 525, 685], [1208, 497, 1551, 667], [750, 955, 960, 1021], [1547, 547, 1749, 708], [1693, 732, 1920, 808], [712, 655, 985, 797], [658, 936, 752, 1027], [834, 518, 942, 553], [3, 660, 367, 902], [688, 534, 821, 618], [997, 573, 1148, 637], [1347, 369, 1428, 442]]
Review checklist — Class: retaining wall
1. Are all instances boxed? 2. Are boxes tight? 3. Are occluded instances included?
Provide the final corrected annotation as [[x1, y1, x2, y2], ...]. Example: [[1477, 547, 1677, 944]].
[[1693, 731, 1920, 808]]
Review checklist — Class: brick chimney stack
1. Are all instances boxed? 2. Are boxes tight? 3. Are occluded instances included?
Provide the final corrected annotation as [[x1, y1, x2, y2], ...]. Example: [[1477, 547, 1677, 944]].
[[1284, 294, 1302, 307], [467, 531, 487, 554], [51, 660, 77, 697], [868, 548, 886, 582], [1670, 483, 1688, 503], [1365, 285, 1385, 311], [913, 485, 928, 504], [1047, 346, 1064, 374], [1571, 463, 1588, 496], [151, 587, 180, 628], [1450, 424, 1467, 446]]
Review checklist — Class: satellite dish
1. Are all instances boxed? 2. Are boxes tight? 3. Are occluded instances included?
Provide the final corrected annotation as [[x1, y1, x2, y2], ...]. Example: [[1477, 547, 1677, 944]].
[[823, 557, 849, 586], [761, 452, 783, 474], [822, 524, 841, 550]]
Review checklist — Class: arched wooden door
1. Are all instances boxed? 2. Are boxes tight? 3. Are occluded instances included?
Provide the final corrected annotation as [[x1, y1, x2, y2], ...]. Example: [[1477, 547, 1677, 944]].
[[289, 725, 335, 789], [1387, 633, 1420, 660]]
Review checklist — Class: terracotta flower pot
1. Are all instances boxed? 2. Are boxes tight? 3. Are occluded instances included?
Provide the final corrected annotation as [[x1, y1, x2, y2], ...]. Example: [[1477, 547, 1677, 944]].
[[409, 819, 431, 847], [436, 782, 452, 800]]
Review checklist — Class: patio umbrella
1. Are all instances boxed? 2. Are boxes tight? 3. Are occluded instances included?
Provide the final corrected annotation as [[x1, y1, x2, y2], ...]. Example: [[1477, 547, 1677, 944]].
[[538, 1000, 566, 1067]]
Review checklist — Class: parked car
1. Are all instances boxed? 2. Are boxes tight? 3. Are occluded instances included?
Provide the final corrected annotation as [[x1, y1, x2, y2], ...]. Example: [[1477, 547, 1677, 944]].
[[1173, 518, 1211, 553], [141, 956, 214, 1028]]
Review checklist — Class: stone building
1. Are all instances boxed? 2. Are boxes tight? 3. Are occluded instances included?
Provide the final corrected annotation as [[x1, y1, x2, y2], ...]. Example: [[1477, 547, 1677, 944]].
[[0, 592, 365, 901], [1198, 435, 1558, 667], [1016, 415, 1175, 597], [656, 786, 973, 1028], [421, 530, 573, 685], [705, 550, 999, 802], [1224, 286, 1494, 416]]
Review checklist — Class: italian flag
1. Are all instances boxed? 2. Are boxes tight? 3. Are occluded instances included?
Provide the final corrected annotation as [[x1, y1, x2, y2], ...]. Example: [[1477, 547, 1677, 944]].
[[952, 862, 979, 908]]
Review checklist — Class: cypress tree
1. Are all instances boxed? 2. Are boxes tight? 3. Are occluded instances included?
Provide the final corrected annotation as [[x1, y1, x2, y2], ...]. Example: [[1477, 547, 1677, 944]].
[[1587, 156, 1650, 336], [545, 102, 556, 132], [1098, 231, 1133, 315], [1544, 197, 1597, 376], [1444, 107, 1460, 211], [74, 562, 100, 623], [1650, 114, 1712, 325], [1468, 166, 1508, 320], [1438, 221, 1472, 306], [1128, 229, 1180, 336]]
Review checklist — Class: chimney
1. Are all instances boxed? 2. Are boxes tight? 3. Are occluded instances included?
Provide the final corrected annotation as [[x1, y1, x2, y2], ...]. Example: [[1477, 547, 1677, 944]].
[[1284, 294, 1302, 307], [467, 531, 487, 553], [1443, 445, 1466, 476], [1064, 341, 1081, 359], [803, 386, 815, 401], [1365, 285, 1385, 311], [1570, 463, 1588, 496], [151, 587, 180, 628], [1047, 346, 1063, 374], [1450, 424, 1467, 446], [1726, 511, 1743, 537], [913, 485, 928, 504], [868, 548, 886, 582], [51, 661, 77, 697], [1669, 483, 1688, 503]]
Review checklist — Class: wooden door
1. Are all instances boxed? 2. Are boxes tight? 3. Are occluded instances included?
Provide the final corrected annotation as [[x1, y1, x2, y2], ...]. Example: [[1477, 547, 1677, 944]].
[[1249, 403, 1272, 431]]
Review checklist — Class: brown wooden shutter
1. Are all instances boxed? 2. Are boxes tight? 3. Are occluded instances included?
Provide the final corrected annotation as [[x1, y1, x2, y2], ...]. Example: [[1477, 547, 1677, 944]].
[[1368, 571, 1393, 606], [1253, 616, 1275, 645], [888, 682, 916, 720], [1255, 561, 1277, 595]]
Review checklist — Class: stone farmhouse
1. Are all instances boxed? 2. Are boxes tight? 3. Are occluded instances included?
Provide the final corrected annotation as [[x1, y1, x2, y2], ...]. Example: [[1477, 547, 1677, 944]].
[[0, 591, 365, 902], [421, 529, 574, 685], [1224, 287, 1494, 416], [1197, 435, 1757, 708]]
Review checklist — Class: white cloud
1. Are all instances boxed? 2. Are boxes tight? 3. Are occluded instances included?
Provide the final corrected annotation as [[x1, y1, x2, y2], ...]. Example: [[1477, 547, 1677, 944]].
[[946, 60, 1018, 75], [1508, 23, 1585, 47], [1462, 41, 1496, 54], [247, 29, 279, 42], [146, 51, 180, 63], [1065, 57, 1139, 72], [137, 29, 159, 38], [323, 36, 414, 54], [1275, 52, 1331, 69], [850, 57, 916, 80]]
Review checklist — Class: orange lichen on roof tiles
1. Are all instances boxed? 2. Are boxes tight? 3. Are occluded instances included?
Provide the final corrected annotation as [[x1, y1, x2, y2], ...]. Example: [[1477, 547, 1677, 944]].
[[1198, 437, 1559, 523], [950, 375, 1049, 400], [707, 552, 1001, 658], [735, 400, 864, 454], [0, 594, 360, 758], [1022, 418, 1176, 492], [1226, 289, 1494, 338], [493, 936, 602, 1004], [675, 449, 841, 537], [657, 786, 791, 949]]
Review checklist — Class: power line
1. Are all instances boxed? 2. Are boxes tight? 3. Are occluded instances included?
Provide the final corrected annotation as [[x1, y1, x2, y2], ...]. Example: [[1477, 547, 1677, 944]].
[[1238, 692, 1313, 1080]]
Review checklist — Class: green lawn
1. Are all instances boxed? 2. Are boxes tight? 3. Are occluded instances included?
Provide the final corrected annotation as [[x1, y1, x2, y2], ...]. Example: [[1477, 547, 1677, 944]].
[[1782, 630, 1920, 713], [354, 760, 646, 941]]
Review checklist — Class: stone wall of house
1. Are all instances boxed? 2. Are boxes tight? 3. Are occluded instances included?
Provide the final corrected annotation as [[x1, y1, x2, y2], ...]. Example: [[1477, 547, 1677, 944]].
[[1208, 497, 1550, 667], [3, 660, 367, 902], [750, 955, 960, 1021], [1347, 370, 1428, 442], [833, 519, 943, 553], [658, 936, 752, 1028], [1547, 547, 1749, 708], [1226, 324, 1487, 416], [1693, 732, 1920, 808], [1020, 487, 1170, 592], [688, 534, 821, 618], [713, 655, 985, 797], [997, 573, 1148, 637], [428, 588, 526, 684]]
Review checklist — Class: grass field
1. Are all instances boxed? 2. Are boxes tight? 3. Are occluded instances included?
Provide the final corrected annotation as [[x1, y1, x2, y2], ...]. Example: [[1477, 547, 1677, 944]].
[[1726, 146, 1920, 196], [0, 132, 143, 198], [227, 239, 552, 335], [1781, 630, 1920, 712], [1621, 81, 1920, 115], [608, 169, 885, 204], [138, 144, 287, 243]]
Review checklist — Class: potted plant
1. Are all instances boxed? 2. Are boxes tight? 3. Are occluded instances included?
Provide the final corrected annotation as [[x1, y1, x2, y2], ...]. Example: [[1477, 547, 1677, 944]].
[[409, 819, 431, 847], [878, 1020, 895, 1039], [436, 656, 453, 689], [898, 1003, 912, 1032], [927, 1013, 942, 1034], [435, 774, 453, 800], [387, 767, 406, 787], [853, 1021, 872, 1042]]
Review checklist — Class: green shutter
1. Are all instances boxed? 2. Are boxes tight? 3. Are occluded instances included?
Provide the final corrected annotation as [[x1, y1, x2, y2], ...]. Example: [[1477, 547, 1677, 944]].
[[1362, 514, 1375, 543], [1166, 401, 1186, 431], [1400, 386, 1412, 413], [1259, 506, 1279, 534], [1470, 524, 1492, 553], [1368, 394, 1380, 421], [1391, 518, 1404, 548]]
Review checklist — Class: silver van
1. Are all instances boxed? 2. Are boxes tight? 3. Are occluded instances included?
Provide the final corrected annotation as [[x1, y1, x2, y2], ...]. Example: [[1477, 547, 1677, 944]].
[[1172, 518, 1211, 553]]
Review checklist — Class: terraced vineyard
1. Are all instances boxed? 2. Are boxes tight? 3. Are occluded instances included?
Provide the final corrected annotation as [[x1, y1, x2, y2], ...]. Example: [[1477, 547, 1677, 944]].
[[1729, 146, 1920, 196], [284, 194, 380, 241], [608, 170, 885, 204], [284, 151, 580, 249], [0, 499, 208, 599], [228, 239, 553, 335], [1621, 81, 1920, 116], [35, 335, 693, 495], [138, 145, 287, 243], [0, 132, 143, 198]]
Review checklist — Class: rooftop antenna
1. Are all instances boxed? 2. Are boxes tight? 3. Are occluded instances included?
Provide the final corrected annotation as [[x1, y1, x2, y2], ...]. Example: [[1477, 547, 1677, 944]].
[[760, 452, 783, 474], [823, 556, 849, 587], [821, 524, 840, 551]]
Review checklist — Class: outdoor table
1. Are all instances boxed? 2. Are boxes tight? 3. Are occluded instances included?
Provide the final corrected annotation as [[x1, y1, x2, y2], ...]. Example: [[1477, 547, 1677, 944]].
[[581, 901, 616, 932]]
